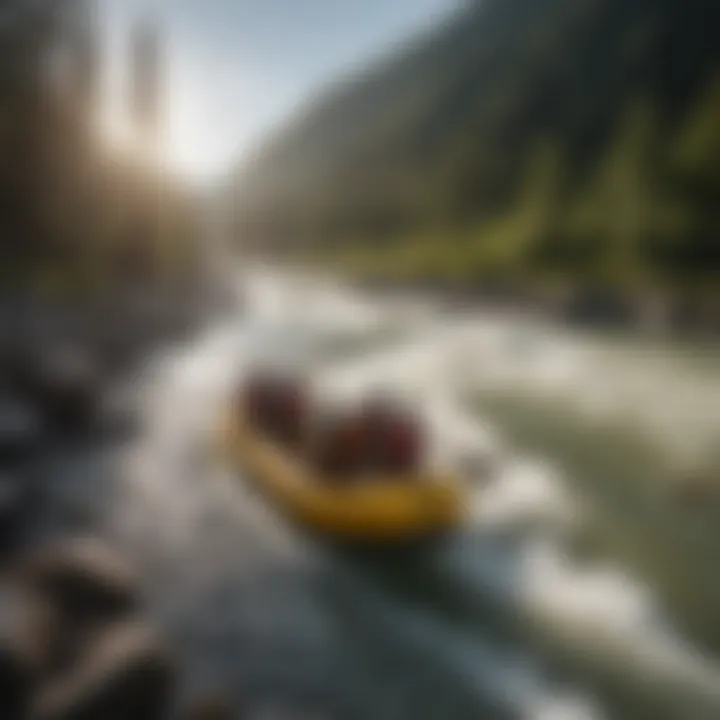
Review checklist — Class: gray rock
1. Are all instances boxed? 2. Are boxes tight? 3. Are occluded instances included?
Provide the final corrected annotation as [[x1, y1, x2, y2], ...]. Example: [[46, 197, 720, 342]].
[[0, 396, 43, 463], [560, 286, 635, 329], [96, 386, 140, 442], [19, 537, 140, 624], [1, 339, 40, 400], [185, 691, 238, 720], [31, 620, 176, 720], [0, 585, 36, 718], [0, 472, 36, 557], [34, 346, 102, 434]]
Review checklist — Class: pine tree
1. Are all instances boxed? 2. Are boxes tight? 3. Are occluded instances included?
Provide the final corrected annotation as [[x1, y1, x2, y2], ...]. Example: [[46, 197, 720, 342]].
[[669, 75, 720, 280], [674, 75, 720, 193], [570, 100, 663, 286]]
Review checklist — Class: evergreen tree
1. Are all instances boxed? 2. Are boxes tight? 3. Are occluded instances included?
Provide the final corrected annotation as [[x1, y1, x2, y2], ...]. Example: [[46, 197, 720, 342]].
[[570, 100, 661, 286], [669, 75, 720, 279]]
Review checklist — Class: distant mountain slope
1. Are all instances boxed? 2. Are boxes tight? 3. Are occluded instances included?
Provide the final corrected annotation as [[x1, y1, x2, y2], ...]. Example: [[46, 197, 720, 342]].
[[232, 0, 719, 292]]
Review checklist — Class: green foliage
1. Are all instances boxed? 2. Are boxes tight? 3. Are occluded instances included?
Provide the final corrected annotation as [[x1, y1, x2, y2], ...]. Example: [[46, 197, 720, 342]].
[[673, 76, 720, 187], [232, 0, 720, 300]]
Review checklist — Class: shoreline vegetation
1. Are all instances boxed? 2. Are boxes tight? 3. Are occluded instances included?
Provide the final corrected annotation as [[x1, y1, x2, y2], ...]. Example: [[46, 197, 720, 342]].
[[276, 252, 719, 341], [232, 0, 719, 333]]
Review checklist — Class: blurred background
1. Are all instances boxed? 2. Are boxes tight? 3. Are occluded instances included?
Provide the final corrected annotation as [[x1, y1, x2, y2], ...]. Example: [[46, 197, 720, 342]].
[[1, 0, 717, 322], [0, 1, 718, 719], [0, 0, 201, 295], [232, 0, 718, 332]]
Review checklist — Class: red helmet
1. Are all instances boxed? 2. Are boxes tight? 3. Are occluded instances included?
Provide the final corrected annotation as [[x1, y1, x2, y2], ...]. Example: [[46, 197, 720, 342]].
[[359, 395, 425, 474], [241, 369, 310, 447]]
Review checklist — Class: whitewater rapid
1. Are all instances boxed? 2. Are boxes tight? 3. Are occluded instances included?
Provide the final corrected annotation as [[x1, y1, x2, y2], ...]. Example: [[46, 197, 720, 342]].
[[90, 270, 720, 719]]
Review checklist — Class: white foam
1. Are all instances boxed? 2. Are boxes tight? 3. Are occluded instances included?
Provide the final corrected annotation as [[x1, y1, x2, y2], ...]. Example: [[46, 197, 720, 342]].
[[144, 273, 720, 716], [475, 459, 581, 536]]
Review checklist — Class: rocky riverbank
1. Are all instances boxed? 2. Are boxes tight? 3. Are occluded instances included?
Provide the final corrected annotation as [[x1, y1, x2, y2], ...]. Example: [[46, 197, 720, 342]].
[[349, 278, 720, 341], [0, 283, 247, 719]]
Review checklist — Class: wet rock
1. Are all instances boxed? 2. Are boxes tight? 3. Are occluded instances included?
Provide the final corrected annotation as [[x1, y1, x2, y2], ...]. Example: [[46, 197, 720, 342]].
[[560, 286, 636, 329], [31, 620, 176, 720], [669, 296, 712, 338], [0, 586, 36, 718], [251, 702, 338, 720], [34, 346, 103, 435], [19, 593, 79, 679], [90, 321, 143, 380], [0, 396, 44, 464], [0, 472, 36, 558], [19, 538, 140, 624], [185, 691, 238, 720], [1, 340, 39, 400], [96, 386, 140, 443], [0, 642, 31, 719]]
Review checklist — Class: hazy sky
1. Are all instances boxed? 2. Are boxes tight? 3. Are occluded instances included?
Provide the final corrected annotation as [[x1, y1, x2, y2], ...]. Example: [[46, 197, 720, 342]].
[[99, 0, 459, 180]]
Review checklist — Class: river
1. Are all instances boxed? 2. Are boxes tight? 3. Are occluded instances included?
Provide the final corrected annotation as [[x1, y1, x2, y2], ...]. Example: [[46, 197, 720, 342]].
[[43, 270, 720, 719]]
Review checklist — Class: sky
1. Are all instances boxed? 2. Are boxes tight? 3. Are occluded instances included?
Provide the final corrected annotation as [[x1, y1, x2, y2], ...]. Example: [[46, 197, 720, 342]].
[[98, 0, 460, 181]]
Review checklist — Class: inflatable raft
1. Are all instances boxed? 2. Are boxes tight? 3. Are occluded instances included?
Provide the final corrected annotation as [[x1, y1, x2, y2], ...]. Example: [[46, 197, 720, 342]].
[[223, 411, 465, 544]]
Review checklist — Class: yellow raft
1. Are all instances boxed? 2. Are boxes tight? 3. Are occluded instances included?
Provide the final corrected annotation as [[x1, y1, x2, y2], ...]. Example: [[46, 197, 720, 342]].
[[223, 412, 466, 544]]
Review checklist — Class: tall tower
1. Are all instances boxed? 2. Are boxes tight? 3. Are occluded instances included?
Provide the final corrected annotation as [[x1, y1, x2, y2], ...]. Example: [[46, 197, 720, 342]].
[[129, 17, 162, 157]]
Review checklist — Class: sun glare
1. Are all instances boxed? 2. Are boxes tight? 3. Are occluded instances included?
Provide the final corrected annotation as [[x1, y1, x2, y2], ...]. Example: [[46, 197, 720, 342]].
[[100, 81, 229, 183], [98, 8, 247, 185], [164, 86, 223, 181]]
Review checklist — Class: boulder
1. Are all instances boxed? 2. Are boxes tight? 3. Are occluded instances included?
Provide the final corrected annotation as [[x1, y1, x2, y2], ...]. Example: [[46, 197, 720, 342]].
[[95, 386, 140, 443], [1, 338, 40, 400], [560, 286, 636, 329], [0, 472, 36, 558], [90, 320, 143, 380], [0, 397, 43, 465], [0, 642, 31, 719], [185, 691, 238, 720], [19, 538, 140, 625], [31, 621, 176, 720], [33, 345, 103, 435], [0, 586, 34, 719]]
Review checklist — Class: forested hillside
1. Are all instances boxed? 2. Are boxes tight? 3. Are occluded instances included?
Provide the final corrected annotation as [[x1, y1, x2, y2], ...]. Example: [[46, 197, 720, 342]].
[[232, 0, 719, 300]]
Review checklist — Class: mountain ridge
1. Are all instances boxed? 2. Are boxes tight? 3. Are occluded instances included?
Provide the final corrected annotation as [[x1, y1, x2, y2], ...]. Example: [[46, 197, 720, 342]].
[[232, 0, 719, 293]]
